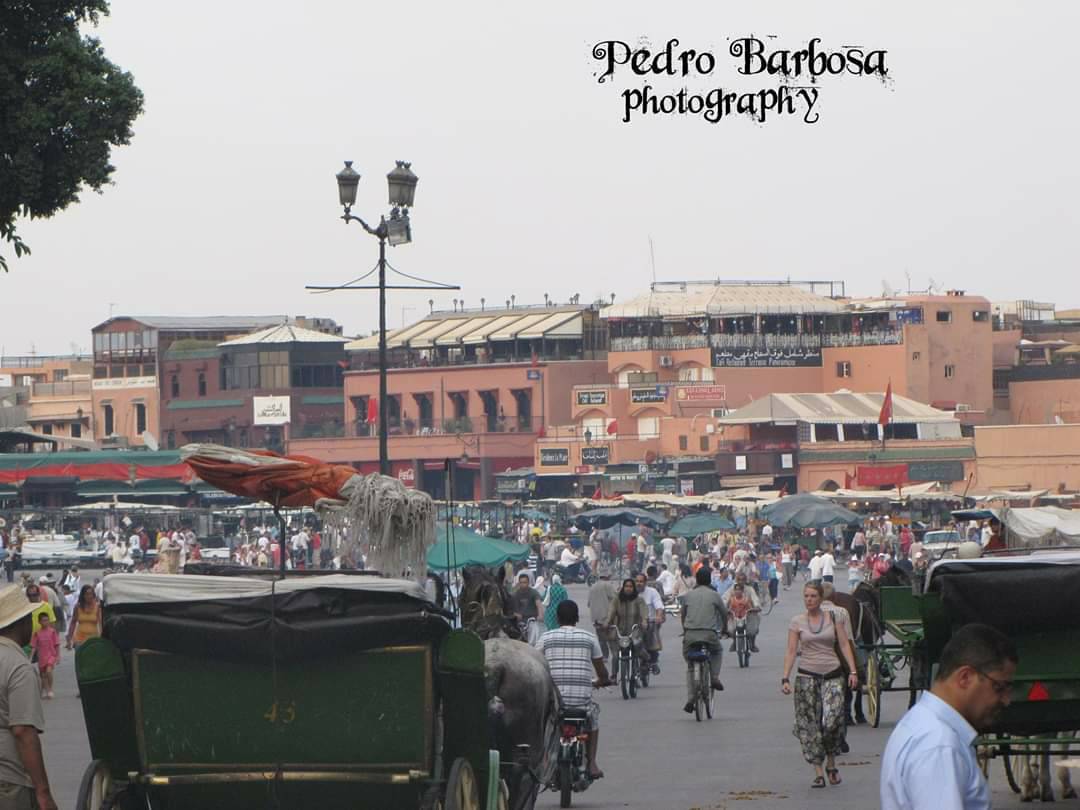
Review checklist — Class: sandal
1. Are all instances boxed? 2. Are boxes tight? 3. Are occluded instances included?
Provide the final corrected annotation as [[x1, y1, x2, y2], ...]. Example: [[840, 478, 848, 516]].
[[826, 768, 841, 785], [811, 776, 826, 789]]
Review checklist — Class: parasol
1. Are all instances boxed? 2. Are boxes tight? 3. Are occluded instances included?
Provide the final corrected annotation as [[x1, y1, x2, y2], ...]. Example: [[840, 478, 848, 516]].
[[180, 444, 434, 578], [574, 506, 668, 530], [760, 493, 860, 530], [426, 523, 530, 571], [668, 511, 736, 537]]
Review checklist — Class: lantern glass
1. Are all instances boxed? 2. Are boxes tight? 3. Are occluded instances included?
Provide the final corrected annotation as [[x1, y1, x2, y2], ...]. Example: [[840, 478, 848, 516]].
[[336, 161, 361, 207], [386, 213, 412, 246], [387, 161, 418, 207]]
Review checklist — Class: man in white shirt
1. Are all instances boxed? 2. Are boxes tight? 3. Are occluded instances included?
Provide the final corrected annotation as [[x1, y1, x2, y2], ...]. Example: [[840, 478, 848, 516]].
[[656, 565, 676, 597], [635, 571, 665, 673], [659, 536, 676, 572], [881, 623, 1017, 810], [808, 549, 825, 583], [820, 546, 836, 583]]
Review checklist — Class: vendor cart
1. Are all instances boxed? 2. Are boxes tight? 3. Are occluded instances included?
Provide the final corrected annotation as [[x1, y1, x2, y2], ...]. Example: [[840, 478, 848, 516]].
[[920, 550, 1080, 799], [74, 572, 509, 810]]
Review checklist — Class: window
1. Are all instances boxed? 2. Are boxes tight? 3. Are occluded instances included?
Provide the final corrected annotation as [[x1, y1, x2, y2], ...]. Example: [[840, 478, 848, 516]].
[[836, 361, 851, 378], [936, 310, 952, 323], [637, 416, 660, 438], [135, 403, 147, 434], [41, 424, 52, 435], [781, 453, 794, 469], [170, 375, 180, 397], [912, 351, 921, 361], [972, 310, 989, 322], [52, 369, 67, 383], [735, 455, 747, 471], [166, 430, 175, 449], [699, 435, 709, 452], [71, 422, 82, 438], [945, 364, 955, 378], [678, 435, 688, 450], [103, 404, 114, 436], [581, 417, 606, 440], [198, 372, 207, 397]]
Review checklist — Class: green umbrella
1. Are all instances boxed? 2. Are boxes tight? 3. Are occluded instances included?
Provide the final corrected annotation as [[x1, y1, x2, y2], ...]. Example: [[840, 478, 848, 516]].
[[427, 523, 531, 571], [668, 512, 736, 537], [761, 493, 860, 529]]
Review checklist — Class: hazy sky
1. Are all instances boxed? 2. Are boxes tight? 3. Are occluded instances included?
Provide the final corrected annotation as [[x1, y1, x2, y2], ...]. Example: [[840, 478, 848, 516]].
[[3, 1, 1079, 355]]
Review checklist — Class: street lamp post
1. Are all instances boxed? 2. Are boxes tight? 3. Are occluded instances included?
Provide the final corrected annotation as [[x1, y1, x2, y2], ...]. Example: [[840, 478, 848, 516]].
[[333, 161, 418, 475]]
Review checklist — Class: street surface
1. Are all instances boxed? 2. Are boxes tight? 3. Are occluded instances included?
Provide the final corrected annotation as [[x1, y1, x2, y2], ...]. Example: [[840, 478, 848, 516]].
[[37, 575, 1055, 809]]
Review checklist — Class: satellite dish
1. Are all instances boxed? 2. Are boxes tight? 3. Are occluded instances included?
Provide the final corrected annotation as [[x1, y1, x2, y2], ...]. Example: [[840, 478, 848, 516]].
[[142, 431, 160, 451]]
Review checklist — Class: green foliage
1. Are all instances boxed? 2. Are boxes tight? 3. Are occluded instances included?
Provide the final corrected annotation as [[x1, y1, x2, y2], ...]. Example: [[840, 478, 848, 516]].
[[0, 1, 144, 271]]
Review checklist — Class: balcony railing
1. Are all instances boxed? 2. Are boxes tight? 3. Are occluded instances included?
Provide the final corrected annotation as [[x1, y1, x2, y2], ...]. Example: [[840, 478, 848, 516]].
[[336, 416, 542, 439], [30, 380, 91, 398], [609, 330, 904, 353], [610, 335, 709, 352]]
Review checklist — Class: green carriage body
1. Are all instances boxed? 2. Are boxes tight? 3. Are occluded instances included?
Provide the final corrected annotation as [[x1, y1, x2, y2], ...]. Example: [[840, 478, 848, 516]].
[[919, 551, 1080, 739], [76, 573, 501, 810]]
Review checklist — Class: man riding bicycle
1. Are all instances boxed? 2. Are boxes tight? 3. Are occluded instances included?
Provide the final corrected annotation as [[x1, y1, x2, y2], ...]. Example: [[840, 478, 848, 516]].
[[723, 572, 762, 653], [680, 566, 728, 714]]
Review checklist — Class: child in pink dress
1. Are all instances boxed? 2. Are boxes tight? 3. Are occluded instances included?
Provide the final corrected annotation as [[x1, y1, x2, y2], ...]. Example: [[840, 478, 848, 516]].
[[31, 613, 60, 699]]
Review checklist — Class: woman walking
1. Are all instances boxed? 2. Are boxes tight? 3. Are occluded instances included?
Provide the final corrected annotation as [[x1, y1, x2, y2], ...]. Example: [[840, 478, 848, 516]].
[[781, 582, 859, 788], [542, 573, 568, 631], [780, 545, 794, 590], [66, 584, 102, 650]]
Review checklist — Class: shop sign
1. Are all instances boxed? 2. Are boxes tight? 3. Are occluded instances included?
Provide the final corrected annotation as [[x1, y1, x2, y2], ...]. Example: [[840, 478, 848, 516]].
[[574, 465, 591, 474], [576, 390, 608, 406], [253, 396, 291, 425], [908, 460, 965, 482], [675, 385, 727, 402], [630, 386, 668, 403], [680, 479, 695, 496], [580, 445, 610, 465], [397, 467, 415, 488], [857, 463, 909, 487], [526, 369, 542, 381], [608, 473, 638, 482], [711, 347, 822, 368], [92, 376, 156, 390], [496, 478, 526, 493], [539, 447, 569, 466]]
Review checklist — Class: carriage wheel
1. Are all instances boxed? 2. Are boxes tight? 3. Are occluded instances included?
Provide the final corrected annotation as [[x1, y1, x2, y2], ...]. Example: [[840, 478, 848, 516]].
[[445, 758, 480, 810], [866, 652, 882, 728], [75, 760, 111, 810]]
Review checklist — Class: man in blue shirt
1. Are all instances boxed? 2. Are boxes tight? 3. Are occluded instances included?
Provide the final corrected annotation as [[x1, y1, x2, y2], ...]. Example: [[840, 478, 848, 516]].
[[881, 623, 1018, 810]]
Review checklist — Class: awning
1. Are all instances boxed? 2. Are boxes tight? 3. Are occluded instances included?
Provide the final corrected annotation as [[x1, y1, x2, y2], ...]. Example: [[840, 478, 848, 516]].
[[460, 315, 521, 345], [718, 474, 776, 488], [517, 311, 583, 339], [26, 413, 83, 423], [490, 312, 552, 341], [384, 318, 445, 349], [408, 318, 471, 348], [435, 316, 496, 346]]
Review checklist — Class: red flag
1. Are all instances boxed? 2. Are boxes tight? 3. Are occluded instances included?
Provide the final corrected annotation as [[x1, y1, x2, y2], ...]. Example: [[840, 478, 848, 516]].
[[606, 419, 618, 435], [878, 382, 893, 427], [844, 471, 854, 489], [366, 397, 378, 425]]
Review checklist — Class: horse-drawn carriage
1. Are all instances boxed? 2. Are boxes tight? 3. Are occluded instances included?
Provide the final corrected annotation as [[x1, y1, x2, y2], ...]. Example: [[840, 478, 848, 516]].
[[853, 550, 1080, 800], [73, 571, 526, 810]]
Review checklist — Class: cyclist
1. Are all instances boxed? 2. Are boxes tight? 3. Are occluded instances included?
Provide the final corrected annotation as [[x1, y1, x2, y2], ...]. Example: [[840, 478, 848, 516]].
[[723, 572, 762, 653], [681, 566, 727, 713]]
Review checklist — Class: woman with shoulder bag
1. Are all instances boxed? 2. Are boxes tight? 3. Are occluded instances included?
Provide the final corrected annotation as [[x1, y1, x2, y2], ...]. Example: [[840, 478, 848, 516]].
[[780, 582, 859, 788]]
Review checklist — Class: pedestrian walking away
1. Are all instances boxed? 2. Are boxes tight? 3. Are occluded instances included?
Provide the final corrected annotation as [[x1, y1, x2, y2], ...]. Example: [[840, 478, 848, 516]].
[[880, 623, 1018, 810], [680, 566, 727, 714], [781, 582, 859, 789]]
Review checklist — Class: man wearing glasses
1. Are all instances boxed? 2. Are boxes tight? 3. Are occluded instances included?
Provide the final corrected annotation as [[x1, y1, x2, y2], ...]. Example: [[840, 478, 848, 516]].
[[881, 623, 1018, 810]]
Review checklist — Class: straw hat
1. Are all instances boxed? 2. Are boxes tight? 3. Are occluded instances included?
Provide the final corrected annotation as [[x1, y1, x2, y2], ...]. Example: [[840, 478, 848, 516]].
[[0, 585, 37, 630]]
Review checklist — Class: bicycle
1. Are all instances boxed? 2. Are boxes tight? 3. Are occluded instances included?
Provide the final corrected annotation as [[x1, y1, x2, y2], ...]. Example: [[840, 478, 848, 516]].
[[733, 616, 751, 668], [686, 642, 715, 721]]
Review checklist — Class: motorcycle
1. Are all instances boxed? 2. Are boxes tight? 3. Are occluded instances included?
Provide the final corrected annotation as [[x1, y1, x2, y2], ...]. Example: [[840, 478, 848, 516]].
[[553, 706, 594, 808], [611, 624, 645, 699], [554, 560, 591, 585], [733, 615, 751, 668]]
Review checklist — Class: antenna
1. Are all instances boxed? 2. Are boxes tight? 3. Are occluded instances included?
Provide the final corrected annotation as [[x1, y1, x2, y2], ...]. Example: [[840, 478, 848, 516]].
[[648, 236, 657, 284]]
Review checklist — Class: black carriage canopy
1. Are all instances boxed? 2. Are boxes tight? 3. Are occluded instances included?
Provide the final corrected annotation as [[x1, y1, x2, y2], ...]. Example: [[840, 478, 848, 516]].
[[926, 550, 1080, 635], [573, 507, 668, 530], [102, 573, 453, 663]]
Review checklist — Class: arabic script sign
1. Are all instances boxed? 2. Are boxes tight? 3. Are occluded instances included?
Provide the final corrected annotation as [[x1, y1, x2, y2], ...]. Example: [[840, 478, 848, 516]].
[[580, 445, 610, 465], [630, 386, 668, 403], [253, 396, 291, 426], [711, 347, 822, 368]]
